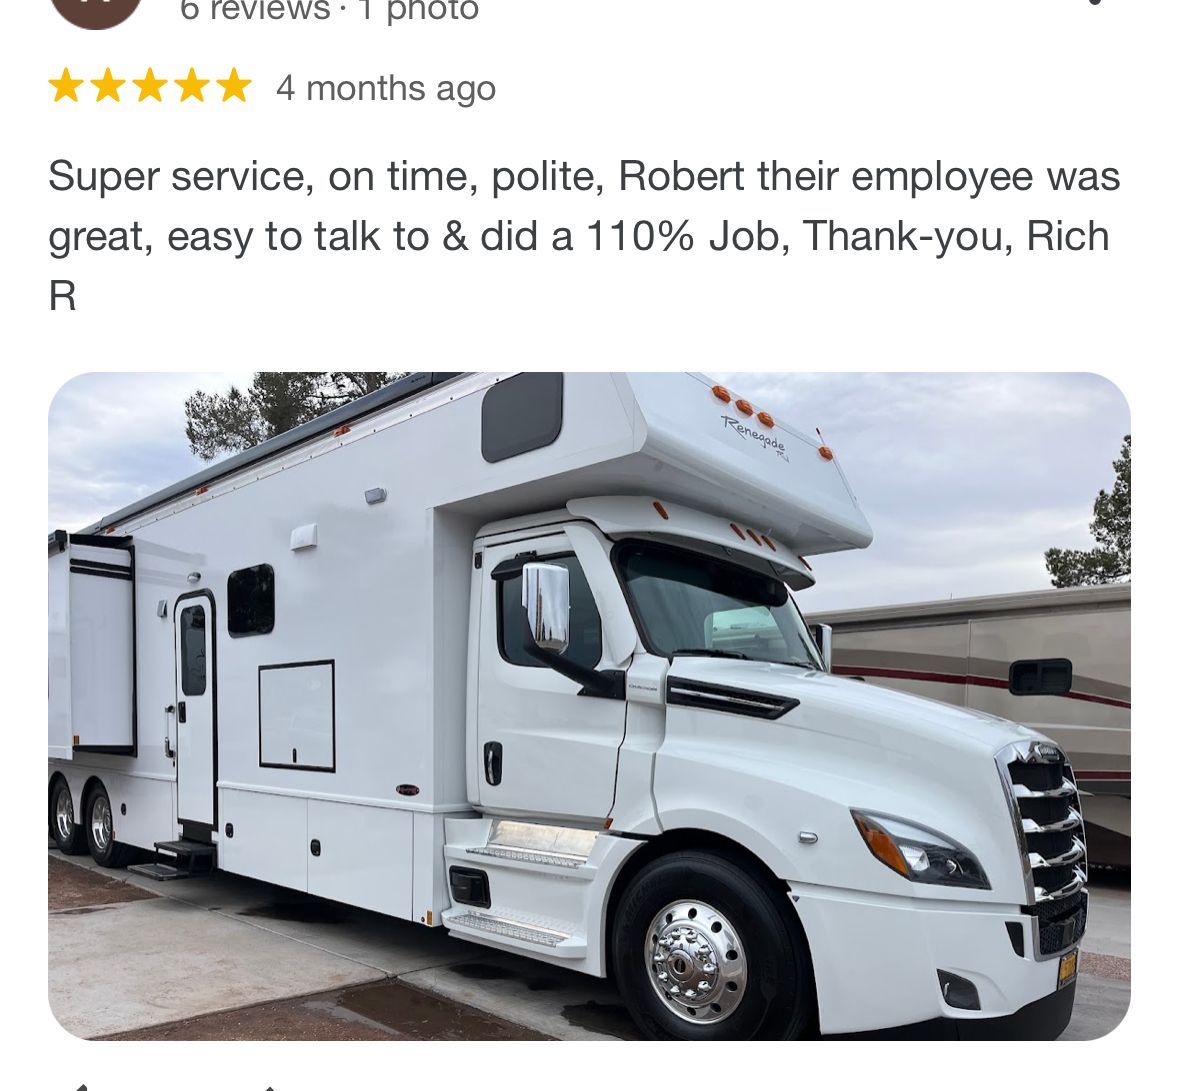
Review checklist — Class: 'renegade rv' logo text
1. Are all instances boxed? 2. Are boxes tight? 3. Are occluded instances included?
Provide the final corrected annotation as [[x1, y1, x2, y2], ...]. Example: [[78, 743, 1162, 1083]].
[[722, 415, 788, 459], [53, 0, 141, 31]]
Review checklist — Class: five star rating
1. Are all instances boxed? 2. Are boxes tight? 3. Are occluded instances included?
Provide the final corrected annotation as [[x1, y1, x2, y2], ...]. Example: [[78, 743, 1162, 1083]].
[[51, 68, 251, 104]]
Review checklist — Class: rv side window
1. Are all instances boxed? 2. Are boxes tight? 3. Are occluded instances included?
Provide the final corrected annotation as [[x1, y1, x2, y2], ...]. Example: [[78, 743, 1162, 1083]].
[[481, 373, 564, 463], [497, 556, 602, 670], [228, 564, 275, 637], [180, 606, 207, 696], [1009, 658, 1073, 697]]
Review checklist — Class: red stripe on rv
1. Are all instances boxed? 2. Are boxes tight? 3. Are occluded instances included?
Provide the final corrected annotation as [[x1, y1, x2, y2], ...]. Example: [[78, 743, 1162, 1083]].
[[832, 665, 1131, 710]]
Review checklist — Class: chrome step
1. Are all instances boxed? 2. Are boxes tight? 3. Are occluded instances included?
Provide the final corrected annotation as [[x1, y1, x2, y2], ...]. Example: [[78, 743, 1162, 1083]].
[[467, 845, 587, 869], [447, 911, 571, 948]]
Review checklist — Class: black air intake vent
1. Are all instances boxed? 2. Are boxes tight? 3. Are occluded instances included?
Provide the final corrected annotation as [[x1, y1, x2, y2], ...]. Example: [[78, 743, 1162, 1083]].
[[666, 678, 800, 720]]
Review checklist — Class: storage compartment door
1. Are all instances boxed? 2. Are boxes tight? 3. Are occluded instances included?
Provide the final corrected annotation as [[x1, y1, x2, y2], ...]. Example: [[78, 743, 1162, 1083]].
[[307, 801, 414, 920]]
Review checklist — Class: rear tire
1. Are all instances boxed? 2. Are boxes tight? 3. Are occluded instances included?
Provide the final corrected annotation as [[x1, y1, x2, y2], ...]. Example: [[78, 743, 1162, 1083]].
[[49, 779, 86, 856], [85, 783, 130, 868], [611, 850, 815, 1040]]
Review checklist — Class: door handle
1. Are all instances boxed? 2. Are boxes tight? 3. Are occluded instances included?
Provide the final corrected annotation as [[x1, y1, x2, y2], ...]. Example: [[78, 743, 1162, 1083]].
[[178, 701, 187, 724], [164, 705, 176, 759], [484, 741, 503, 786]]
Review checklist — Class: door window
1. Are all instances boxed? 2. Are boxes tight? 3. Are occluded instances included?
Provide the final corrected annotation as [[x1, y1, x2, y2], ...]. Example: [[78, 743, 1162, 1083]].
[[497, 556, 602, 670], [180, 605, 207, 696]]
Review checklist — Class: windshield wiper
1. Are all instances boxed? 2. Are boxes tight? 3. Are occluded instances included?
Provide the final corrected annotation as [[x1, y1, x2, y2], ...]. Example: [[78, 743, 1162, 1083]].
[[670, 648, 752, 661]]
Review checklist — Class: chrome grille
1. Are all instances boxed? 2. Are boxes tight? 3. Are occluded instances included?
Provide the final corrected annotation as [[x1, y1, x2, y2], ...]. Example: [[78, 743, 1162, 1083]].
[[996, 740, 1088, 957]]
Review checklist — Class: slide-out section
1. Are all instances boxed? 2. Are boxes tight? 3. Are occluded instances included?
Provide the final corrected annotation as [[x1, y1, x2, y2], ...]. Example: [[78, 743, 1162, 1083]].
[[48, 533, 137, 758]]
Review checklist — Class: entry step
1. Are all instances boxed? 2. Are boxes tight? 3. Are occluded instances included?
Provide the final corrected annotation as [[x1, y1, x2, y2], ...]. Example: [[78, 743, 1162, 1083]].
[[127, 861, 187, 881], [128, 838, 217, 881], [154, 839, 216, 858]]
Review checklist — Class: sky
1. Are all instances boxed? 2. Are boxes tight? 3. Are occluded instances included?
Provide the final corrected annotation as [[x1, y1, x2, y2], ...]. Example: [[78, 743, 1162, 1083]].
[[48, 371, 1130, 611]]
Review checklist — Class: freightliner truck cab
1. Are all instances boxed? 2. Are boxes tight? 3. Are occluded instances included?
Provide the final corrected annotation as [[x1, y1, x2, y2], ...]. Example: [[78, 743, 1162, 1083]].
[[448, 490, 1087, 1040]]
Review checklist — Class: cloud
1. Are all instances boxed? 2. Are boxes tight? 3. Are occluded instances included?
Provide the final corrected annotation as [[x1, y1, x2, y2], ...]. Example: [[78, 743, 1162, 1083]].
[[48, 372, 252, 530]]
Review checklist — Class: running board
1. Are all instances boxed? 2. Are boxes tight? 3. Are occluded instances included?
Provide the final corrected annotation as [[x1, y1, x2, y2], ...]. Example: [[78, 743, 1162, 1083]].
[[444, 910, 587, 959], [467, 845, 588, 870]]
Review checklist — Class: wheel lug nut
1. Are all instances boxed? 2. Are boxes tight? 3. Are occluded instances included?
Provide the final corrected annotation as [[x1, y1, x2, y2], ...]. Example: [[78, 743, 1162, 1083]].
[[670, 986, 681, 996], [658, 972, 668, 982], [702, 963, 717, 974]]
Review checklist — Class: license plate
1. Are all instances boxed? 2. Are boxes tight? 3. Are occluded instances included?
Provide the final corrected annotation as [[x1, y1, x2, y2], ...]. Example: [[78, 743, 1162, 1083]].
[[1058, 949, 1078, 989]]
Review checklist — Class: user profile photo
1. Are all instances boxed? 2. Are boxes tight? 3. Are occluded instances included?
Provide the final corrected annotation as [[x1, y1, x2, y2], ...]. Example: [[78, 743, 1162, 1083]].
[[52, 0, 140, 31]]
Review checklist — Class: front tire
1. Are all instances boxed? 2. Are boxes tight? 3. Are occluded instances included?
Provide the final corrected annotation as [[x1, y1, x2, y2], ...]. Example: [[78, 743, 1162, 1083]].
[[50, 779, 86, 855], [612, 851, 815, 1040], [85, 783, 129, 868]]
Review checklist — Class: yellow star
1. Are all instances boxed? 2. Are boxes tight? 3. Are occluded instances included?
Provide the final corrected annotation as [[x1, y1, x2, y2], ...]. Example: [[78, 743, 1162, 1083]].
[[216, 68, 251, 103], [92, 68, 126, 103], [133, 67, 168, 103], [176, 68, 210, 103], [50, 67, 84, 103]]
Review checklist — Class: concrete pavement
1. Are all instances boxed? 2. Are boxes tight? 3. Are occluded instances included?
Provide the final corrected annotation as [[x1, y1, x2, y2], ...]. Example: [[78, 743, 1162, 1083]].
[[48, 850, 1129, 1041]]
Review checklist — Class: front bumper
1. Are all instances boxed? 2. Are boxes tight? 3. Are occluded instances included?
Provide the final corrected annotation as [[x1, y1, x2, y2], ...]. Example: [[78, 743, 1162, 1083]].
[[826, 981, 1076, 1040], [792, 882, 1080, 1037]]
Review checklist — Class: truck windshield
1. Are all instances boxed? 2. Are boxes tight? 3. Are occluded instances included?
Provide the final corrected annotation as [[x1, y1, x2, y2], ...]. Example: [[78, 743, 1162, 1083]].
[[614, 540, 822, 668]]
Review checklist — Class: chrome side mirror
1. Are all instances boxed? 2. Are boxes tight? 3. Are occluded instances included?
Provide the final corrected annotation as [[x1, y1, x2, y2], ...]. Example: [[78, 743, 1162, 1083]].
[[522, 562, 570, 655], [809, 623, 834, 672]]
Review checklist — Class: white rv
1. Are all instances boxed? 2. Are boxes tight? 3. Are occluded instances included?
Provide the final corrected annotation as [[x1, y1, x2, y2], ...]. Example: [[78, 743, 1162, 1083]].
[[49, 372, 1088, 1040], [811, 586, 1130, 869]]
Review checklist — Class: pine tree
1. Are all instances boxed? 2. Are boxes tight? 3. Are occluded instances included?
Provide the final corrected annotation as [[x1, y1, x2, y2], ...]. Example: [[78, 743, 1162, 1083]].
[[1045, 435, 1130, 586], [184, 373, 401, 461]]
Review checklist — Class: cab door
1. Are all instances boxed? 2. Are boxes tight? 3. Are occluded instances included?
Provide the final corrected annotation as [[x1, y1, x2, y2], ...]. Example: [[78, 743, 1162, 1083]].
[[174, 592, 216, 832], [475, 534, 626, 823]]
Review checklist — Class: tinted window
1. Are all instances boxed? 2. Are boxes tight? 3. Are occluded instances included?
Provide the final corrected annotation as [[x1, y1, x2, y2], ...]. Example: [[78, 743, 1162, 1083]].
[[481, 373, 564, 463], [498, 556, 602, 670], [615, 541, 821, 667], [180, 605, 207, 696], [1009, 658, 1073, 696], [228, 564, 275, 637]]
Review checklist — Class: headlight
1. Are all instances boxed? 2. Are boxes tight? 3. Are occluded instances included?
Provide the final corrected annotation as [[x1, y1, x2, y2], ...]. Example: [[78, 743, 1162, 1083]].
[[851, 810, 990, 890]]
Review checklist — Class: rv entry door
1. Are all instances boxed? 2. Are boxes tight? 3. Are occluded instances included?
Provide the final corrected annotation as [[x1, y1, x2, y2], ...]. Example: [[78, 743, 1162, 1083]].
[[174, 592, 216, 831]]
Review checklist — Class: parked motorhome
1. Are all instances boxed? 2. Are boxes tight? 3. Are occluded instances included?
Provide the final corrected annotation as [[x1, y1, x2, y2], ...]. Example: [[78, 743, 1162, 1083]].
[[49, 372, 1088, 1040], [810, 586, 1130, 869]]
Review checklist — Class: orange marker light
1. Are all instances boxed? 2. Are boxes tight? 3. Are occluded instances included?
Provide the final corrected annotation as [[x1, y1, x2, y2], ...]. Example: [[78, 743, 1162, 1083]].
[[653, 501, 669, 521], [195, 486, 209, 496], [818, 446, 835, 461], [762, 536, 777, 553], [335, 424, 351, 437], [746, 530, 762, 545], [757, 411, 775, 429], [729, 522, 747, 541], [735, 399, 754, 417], [712, 385, 732, 403], [853, 813, 909, 878]]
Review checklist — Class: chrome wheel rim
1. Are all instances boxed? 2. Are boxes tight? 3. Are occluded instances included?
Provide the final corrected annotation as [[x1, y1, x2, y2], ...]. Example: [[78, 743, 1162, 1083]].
[[54, 788, 74, 842], [646, 900, 747, 1025], [91, 795, 112, 853]]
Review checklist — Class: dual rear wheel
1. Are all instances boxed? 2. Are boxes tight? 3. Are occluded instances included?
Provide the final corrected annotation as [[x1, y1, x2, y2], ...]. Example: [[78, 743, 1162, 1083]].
[[49, 779, 129, 867]]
